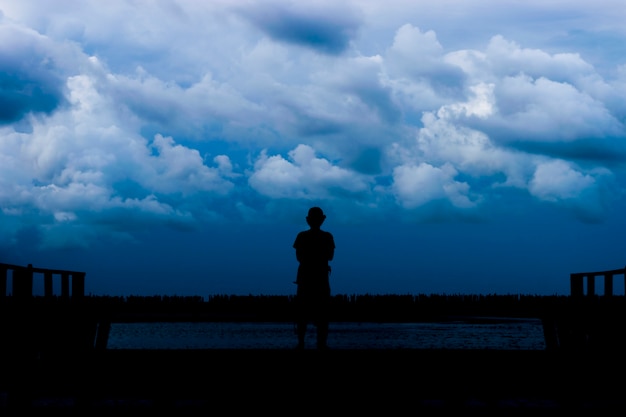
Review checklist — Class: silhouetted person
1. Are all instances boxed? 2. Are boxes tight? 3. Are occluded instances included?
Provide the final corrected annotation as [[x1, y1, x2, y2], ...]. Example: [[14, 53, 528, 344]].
[[293, 206, 335, 349]]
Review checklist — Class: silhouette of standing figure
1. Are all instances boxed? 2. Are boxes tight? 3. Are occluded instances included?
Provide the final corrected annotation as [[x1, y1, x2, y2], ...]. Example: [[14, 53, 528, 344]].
[[293, 206, 335, 350]]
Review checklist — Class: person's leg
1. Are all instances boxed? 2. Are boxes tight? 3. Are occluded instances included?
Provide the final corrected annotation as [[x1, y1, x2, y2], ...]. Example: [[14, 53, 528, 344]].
[[315, 294, 330, 349], [294, 293, 307, 349], [296, 320, 306, 349], [316, 320, 328, 349]]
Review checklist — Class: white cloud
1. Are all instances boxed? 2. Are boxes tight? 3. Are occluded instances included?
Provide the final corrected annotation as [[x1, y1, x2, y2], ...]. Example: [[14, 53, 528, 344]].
[[35, 182, 110, 212], [489, 75, 624, 142], [390, 78, 618, 215], [248, 151, 303, 198], [249, 144, 372, 199], [0, 63, 235, 238], [529, 160, 597, 201], [438, 83, 495, 119], [441, 36, 626, 151], [144, 134, 233, 195], [386, 24, 443, 83], [1, 0, 625, 249], [485, 35, 596, 81], [413, 110, 529, 185], [391, 162, 476, 209], [53, 211, 77, 222], [107, 71, 269, 141], [528, 160, 616, 222], [386, 24, 463, 85]]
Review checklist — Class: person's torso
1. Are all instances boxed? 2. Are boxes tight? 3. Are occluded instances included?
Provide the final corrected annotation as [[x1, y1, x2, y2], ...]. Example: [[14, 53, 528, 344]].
[[294, 229, 334, 267]]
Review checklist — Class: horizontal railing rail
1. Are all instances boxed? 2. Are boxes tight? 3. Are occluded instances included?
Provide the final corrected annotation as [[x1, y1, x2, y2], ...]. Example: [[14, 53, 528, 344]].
[[0, 262, 86, 298], [570, 266, 626, 297]]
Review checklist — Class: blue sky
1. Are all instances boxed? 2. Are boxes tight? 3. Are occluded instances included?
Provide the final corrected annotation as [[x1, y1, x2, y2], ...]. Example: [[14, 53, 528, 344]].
[[1, 0, 625, 297]]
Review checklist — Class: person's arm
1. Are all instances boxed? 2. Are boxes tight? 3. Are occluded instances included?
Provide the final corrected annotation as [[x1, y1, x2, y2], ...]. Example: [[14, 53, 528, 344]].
[[294, 234, 302, 263], [327, 234, 335, 261], [295, 247, 304, 263]]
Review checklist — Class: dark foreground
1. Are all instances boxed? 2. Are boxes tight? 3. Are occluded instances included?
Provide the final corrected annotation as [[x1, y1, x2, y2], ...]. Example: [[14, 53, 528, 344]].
[[2, 348, 625, 416]]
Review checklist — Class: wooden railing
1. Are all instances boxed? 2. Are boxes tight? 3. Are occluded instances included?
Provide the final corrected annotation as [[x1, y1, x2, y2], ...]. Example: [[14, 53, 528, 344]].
[[0, 263, 109, 352], [0, 262, 86, 299], [538, 265, 626, 352], [570, 266, 626, 297]]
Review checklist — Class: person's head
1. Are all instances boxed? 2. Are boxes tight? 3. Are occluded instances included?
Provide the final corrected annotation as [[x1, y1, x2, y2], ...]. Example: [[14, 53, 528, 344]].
[[306, 206, 326, 229]]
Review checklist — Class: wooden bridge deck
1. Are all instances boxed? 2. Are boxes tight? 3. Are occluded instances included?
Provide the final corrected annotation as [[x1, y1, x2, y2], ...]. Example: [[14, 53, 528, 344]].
[[2, 348, 626, 415], [2, 262, 626, 414]]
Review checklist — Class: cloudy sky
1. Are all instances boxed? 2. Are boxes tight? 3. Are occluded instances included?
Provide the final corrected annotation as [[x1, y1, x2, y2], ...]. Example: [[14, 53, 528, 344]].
[[1, 0, 625, 297]]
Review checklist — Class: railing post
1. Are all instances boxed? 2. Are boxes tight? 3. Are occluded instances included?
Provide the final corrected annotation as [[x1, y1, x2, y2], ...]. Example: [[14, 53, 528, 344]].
[[570, 273, 584, 297], [13, 264, 34, 298], [586, 275, 595, 296], [44, 271, 54, 297], [12, 266, 22, 297], [61, 272, 70, 298], [603, 273, 613, 297], [0, 264, 7, 298], [72, 272, 85, 298], [95, 321, 112, 349]]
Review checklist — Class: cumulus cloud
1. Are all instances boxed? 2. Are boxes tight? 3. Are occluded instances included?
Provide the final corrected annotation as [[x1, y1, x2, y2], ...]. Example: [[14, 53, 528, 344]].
[[143, 134, 234, 195], [249, 144, 372, 199], [528, 159, 616, 222], [442, 36, 626, 161], [485, 35, 597, 82], [311, 54, 401, 125], [1, 0, 626, 250], [487, 75, 624, 142], [529, 160, 596, 201], [392, 162, 476, 209], [0, 53, 236, 248], [386, 24, 465, 96], [413, 108, 529, 185], [389, 72, 620, 220], [106, 71, 268, 141]]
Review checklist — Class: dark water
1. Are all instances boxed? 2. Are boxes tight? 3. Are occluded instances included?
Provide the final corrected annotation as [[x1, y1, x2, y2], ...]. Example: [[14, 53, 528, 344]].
[[107, 318, 546, 350]]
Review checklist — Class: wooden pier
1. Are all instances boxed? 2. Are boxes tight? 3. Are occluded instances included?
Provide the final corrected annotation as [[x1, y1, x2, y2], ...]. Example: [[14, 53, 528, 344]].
[[1, 263, 626, 414], [2, 348, 626, 415]]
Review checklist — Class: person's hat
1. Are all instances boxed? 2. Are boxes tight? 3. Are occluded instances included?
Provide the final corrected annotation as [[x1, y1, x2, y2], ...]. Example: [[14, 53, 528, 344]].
[[307, 206, 325, 219]]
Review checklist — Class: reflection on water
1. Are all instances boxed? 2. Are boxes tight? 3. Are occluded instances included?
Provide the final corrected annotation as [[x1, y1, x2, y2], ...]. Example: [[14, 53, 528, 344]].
[[107, 319, 546, 350]]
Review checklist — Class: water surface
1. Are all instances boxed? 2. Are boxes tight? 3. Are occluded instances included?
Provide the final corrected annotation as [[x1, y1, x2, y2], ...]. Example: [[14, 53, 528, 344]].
[[107, 319, 546, 350]]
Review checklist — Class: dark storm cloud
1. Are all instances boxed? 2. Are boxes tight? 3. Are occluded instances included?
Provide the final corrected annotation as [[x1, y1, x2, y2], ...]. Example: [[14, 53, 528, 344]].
[[0, 71, 63, 123], [349, 148, 383, 175], [0, 26, 66, 123], [500, 136, 626, 166], [238, 3, 361, 55], [349, 77, 401, 124]]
